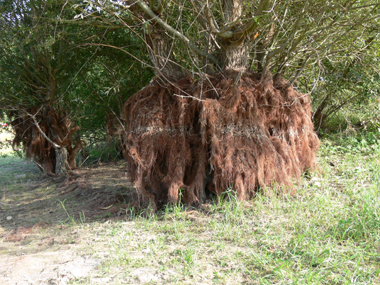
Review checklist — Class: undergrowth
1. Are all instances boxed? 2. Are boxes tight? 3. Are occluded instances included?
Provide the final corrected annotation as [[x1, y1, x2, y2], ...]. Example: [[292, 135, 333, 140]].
[[79, 139, 123, 166]]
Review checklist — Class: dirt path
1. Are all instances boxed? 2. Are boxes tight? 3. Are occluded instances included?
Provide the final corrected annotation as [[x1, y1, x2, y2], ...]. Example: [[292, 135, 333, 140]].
[[0, 158, 136, 284]]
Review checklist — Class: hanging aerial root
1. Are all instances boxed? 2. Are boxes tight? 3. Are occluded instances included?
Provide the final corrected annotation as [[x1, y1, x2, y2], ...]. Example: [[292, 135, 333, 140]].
[[124, 72, 320, 208]]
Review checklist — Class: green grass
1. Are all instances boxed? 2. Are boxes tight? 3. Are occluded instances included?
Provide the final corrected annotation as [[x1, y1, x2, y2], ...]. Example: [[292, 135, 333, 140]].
[[2, 131, 380, 284], [72, 132, 380, 284], [0, 156, 40, 186]]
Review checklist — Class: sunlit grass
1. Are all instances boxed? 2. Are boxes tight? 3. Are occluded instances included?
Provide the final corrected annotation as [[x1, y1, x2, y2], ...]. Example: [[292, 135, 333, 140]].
[[73, 133, 380, 284], [2, 132, 380, 284]]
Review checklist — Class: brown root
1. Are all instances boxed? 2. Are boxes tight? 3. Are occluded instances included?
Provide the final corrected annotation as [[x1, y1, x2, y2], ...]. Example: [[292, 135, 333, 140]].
[[10, 106, 85, 174], [123, 72, 320, 208]]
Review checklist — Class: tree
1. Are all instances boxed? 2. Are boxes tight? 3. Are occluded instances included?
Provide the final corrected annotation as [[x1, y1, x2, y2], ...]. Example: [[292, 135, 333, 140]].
[[0, 0, 88, 174], [70, 27, 153, 145], [79, 0, 379, 208], [311, 37, 380, 131]]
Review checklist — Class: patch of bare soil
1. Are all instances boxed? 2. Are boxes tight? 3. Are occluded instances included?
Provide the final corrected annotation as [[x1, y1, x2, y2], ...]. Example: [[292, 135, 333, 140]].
[[0, 160, 136, 284]]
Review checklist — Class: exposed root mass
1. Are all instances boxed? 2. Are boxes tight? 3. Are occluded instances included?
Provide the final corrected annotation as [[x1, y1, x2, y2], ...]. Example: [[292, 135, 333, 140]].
[[10, 107, 84, 174], [124, 71, 320, 208]]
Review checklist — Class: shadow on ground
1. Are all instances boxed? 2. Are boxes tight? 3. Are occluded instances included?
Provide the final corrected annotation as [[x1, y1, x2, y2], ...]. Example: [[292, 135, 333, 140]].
[[0, 158, 137, 245], [0, 158, 138, 284]]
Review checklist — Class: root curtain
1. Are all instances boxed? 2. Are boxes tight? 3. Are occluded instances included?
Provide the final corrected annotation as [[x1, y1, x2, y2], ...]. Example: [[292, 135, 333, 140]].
[[11, 107, 84, 174], [124, 71, 320, 208]]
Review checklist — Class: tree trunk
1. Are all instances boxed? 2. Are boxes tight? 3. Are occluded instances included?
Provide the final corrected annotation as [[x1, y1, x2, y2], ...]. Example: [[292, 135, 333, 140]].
[[10, 107, 82, 176], [222, 0, 243, 23], [145, 25, 184, 80], [55, 147, 69, 175], [220, 0, 248, 71], [313, 95, 331, 131], [221, 43, 248, 71]]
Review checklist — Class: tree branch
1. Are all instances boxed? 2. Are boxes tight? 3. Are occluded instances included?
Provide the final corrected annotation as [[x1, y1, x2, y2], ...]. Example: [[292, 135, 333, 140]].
[[25, 108, 60, 149], [135, 0, 220, 67]]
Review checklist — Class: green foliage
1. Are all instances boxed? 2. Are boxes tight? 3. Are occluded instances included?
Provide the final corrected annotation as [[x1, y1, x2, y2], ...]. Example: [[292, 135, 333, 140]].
[[320, 131, 380, 155], [0, 0, 153, 160], [72, 35, 153, 137], [0, 0, 81, 108], [0, 0, 378, 150], [81, 139, 123, 165], [82, 0, 380, 75], [76, 0, 380, 134], [307, 43, 380, 130]]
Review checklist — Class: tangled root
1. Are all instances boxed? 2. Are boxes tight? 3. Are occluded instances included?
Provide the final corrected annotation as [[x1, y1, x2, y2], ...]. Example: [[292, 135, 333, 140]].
[[124, 71, 320, 208], [10, 106, 84, 174]]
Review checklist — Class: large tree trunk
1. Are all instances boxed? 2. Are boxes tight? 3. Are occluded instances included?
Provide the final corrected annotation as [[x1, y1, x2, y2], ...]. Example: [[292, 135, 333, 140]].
[[221, 43, 249, 71], [142, 2, 184, 81]]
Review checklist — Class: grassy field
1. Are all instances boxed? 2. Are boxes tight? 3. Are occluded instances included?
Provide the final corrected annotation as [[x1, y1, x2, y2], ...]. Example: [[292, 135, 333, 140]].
[[1, 132, 380, 284], [79, 133, 380, 284]]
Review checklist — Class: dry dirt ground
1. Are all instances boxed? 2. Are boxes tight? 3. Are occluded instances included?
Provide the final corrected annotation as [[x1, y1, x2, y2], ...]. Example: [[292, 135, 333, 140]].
[[0, 155, 138, 285]]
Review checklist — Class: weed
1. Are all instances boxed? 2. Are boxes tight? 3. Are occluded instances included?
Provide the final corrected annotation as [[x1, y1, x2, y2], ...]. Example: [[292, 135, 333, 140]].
[[58, 199, 77, 225]]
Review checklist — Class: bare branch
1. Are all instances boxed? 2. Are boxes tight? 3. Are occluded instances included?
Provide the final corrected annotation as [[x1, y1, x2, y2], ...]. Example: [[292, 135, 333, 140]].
[[135, 0, 220, 67], [25, 108, 60, 149]]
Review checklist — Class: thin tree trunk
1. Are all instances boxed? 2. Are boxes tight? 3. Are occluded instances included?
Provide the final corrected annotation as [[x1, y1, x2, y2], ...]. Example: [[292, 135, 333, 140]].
[[222, 0, 243, 23]]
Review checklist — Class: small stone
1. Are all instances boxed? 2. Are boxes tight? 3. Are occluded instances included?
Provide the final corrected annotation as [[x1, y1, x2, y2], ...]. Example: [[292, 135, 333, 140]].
[[6, 216, 12, 220]]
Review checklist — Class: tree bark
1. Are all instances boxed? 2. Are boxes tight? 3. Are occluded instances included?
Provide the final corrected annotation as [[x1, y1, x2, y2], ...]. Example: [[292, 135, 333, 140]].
[[219, 0, 248, 71], [221, 43, 248, 71], [136, 1, 184, 80], [222, 0, 243, 23], [55, 147, 69, 175], [145, 27, 184, 80]]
